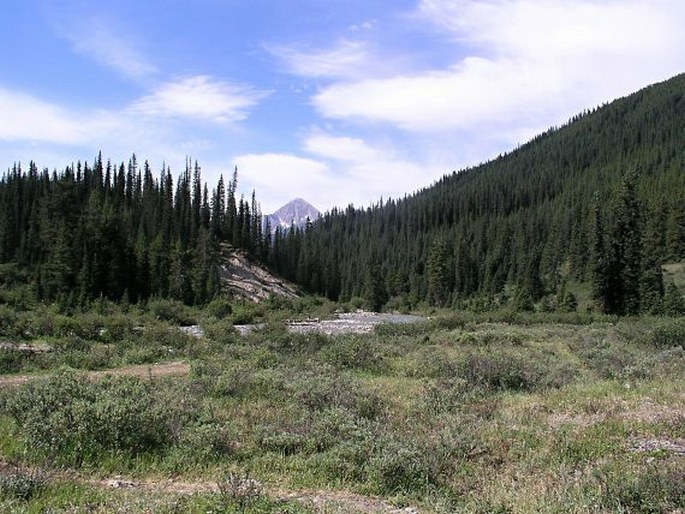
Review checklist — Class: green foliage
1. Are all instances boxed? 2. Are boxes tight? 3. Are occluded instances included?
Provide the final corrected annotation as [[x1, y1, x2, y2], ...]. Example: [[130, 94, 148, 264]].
[[271, 75, 685, 313], [0, 159, 268, 306], [2, 298, 685, 511], [0, 468, 48, 501], [663, 282, 685, 315], [4, 371, 196, 465], [206, 296, 233, 319], [147, 297, 196, 325], [598, 461, 685, 513], [459, 348, 579, 392], [366, 438, 436, 495]]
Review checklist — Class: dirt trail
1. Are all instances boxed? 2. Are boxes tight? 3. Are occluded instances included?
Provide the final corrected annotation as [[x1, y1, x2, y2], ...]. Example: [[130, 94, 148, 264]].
[[94, 476, 419, 513], [0, 458, 418, 513], [0, 361, 190, 388]]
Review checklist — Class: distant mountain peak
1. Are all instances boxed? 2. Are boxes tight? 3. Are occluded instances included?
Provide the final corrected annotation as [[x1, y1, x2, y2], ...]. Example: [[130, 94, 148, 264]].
[[265, 198, 321, 231]]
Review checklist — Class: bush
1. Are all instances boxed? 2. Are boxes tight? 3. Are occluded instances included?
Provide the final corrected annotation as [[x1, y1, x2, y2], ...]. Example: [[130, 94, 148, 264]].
[[317, 335, 387, 372], [206, 297, 233, 320], [283, 364, 384, 419], [147, 297, 196, 325], [202, 318, 238, 345], [401, 346, 458, 379], [4, 370, 196, 465], [599, 461, 685, 513], [260, 327, 331, 356], [459, 349, 578, 392], [0, 468, 48, 501], [0, 346, 29, 373], [367, 438, 436, 494], [642, 318, 685, 348], [230, 302, 265, 325]]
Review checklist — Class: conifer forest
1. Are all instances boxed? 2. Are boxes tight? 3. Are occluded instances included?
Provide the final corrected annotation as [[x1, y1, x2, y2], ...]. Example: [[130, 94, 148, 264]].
[[2, 74, 684, 315]]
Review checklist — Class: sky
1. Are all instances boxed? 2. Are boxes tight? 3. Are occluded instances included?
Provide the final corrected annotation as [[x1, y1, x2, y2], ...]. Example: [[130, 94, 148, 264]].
[[1, 0, 684, 214]]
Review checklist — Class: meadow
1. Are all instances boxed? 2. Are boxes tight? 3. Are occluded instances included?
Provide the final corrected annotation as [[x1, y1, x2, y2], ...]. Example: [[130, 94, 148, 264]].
[[0, 297, 683, 513]]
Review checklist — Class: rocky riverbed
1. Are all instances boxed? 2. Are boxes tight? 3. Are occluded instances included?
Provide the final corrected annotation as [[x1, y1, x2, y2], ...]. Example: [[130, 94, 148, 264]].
[[234, 311, 425, 336]]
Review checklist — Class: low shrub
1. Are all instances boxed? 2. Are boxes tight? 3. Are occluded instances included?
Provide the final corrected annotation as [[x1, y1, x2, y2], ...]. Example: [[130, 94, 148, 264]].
[[147, 297, 196, 325], [206, 297, 233, 320], [0, 468, 48, 501], [459, 348, 578, 392], [0, 346, 29, 374], [317, 335, 387, 372], [599, 461, 685, 513], [4, 370, 196, 465], [283, 364, 384, 419], [367, 437, 436, 495], [641, 318, 685, 348], [401, 346, 458, 379], [216, 471, 263, 511], [62, 342, 115, 370], [230, 302, 265, 325], [259, 327, 331, 355], [202, 318, 238, 345]]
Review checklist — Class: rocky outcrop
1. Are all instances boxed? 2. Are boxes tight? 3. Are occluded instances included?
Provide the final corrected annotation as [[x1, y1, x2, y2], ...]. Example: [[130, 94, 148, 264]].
[[217, 245, 299, 302]]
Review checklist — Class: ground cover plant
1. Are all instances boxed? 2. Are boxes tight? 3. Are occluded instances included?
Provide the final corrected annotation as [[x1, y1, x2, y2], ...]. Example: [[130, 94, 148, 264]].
[[0, 298, 683, 512]]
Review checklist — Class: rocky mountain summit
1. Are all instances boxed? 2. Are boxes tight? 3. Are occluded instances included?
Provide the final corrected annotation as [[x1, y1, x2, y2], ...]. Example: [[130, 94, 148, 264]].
[[265, 198, 320, 232]]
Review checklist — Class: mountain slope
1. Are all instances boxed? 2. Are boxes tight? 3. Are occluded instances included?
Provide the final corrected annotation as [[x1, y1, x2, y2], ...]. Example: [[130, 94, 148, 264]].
[[271, 74, 685, 310]]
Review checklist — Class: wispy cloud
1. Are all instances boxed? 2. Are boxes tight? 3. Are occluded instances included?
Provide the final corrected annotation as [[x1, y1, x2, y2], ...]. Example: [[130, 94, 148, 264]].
[[61, 16, 156, 78], [0, 87, 103, 144], [235, 130, 446, 212], [312, 0, 685, 135], [130, 76, 269, 123], [234, 153, 335, 210], [303, 133, 381, 162], [267, 39, 370, 79]]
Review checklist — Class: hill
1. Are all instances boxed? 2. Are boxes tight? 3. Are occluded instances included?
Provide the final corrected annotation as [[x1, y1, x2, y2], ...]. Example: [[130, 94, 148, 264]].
[[271, 74, 685, 313]]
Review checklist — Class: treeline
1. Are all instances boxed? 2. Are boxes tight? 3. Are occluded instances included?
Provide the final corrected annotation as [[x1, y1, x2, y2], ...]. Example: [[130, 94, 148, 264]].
[[272, 74, 685, 314], [0, 154, 269, 306]]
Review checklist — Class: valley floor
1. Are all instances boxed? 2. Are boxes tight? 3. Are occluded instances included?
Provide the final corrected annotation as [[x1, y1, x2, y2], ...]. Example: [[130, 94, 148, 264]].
[[0, 305, 683, 513]]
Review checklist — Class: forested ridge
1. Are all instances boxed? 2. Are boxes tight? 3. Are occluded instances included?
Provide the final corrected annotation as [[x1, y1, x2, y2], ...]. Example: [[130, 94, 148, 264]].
[[0, 156, 271, 307], [271, 74, 685, 314], [2, 74, 685, 314]]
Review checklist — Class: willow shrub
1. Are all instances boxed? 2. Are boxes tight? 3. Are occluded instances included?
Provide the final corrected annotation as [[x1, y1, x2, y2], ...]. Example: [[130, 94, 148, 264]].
[[3, 370, 196, 466]]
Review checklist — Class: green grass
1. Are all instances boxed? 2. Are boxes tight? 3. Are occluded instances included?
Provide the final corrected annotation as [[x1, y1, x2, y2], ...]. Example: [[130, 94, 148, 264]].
[[1, 300, 684, 512], [663, 260, 685, 291]]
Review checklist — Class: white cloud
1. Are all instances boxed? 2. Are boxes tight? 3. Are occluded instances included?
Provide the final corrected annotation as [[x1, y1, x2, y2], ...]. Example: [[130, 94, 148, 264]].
[[268, 40, 370, 79], [0, 87, 106, 144], [313, 0, 685, 135], [131, 76, 268, 123], [235, 131, 450, 213], [61, 16, 156, 78], [234, 153, 335, 211], [304, 133, 381, 162]]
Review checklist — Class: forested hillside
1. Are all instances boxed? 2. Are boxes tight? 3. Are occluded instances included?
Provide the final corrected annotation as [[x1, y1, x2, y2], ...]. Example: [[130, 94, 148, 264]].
[[271, 74, 685, 314], [0, 157, 270, 307], [2, 75, 685, 315]]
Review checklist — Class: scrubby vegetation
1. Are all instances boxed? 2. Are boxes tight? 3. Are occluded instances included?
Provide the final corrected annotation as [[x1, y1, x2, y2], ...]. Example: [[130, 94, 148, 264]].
[[0, 296, 683, 512]]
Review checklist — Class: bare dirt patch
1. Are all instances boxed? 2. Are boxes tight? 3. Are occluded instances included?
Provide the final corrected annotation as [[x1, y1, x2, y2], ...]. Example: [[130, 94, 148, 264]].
[[0, 361, 190, 388], [547, 396, 685, 429], [93, 476, 419, 513]]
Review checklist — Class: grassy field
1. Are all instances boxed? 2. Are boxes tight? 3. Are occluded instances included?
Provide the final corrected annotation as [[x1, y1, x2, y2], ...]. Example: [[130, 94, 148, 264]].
[[0, 298, 683, 513]]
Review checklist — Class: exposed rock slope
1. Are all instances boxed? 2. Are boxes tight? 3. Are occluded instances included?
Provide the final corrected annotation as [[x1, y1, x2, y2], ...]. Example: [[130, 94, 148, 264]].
[[217, 245, 299, 302]]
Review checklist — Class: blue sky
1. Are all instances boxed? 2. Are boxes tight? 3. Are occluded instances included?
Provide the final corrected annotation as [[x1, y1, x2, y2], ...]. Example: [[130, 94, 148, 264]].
[[1, 0, 684, 213]]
